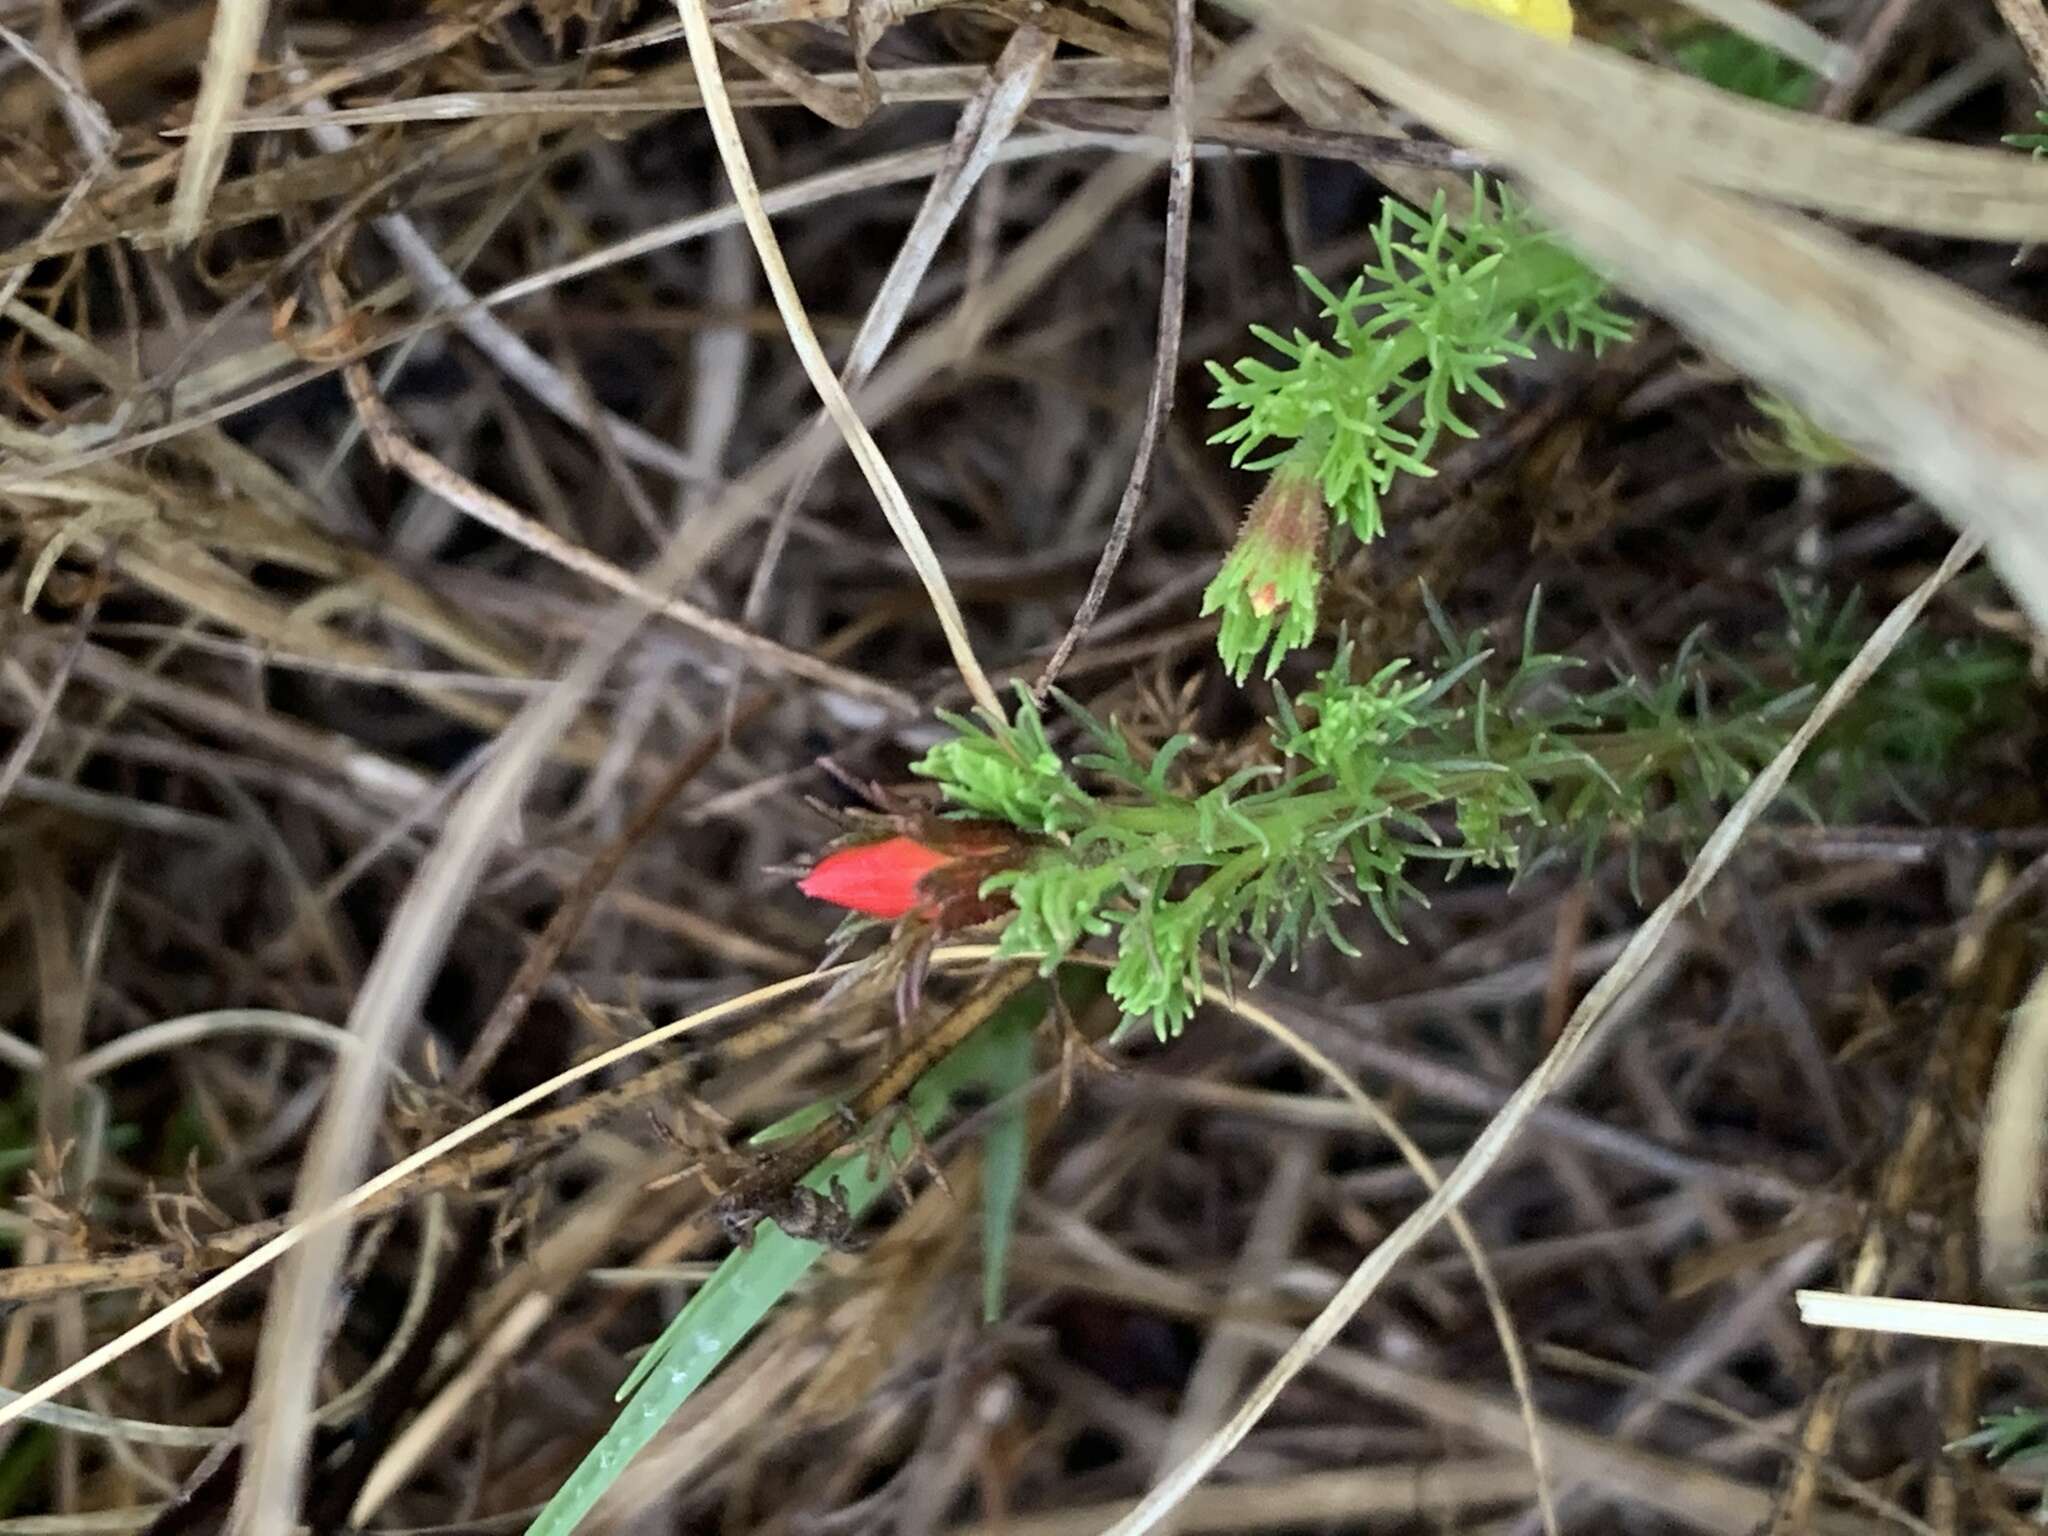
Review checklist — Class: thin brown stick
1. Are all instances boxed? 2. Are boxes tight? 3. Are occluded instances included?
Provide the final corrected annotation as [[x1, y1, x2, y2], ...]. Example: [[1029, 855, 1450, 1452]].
[[451, 677, 794, 1095], [346, 385, 912, 714], [1034, 0, 1195, 697], [708, 966, 1038, 1225], [737, 23, 1056, 675], [1030, 100, 1491, 168], [951, 1460, 1542, 1536], [180, 59, 1164, 132]]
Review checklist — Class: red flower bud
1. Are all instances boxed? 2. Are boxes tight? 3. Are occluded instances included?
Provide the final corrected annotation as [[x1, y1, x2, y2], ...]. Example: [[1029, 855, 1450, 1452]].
[[799, 835, 951, 920], [797, 819, 1031, 930]]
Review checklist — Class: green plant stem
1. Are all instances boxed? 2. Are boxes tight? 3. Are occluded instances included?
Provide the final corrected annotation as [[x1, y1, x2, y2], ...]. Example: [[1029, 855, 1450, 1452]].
[[1093, 724, 1716, 853], [923, 584, 2024, 1034]]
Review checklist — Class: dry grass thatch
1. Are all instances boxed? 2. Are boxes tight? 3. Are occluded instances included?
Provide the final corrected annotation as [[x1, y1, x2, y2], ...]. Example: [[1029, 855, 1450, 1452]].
[[3, 2, 2048, 1534]]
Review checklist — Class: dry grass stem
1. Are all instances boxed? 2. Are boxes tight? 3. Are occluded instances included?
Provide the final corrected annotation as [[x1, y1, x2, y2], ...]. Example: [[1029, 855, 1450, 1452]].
[[1794, 1293, 2048, 1348], [1977, 962, 2048, 1287], [672, 0, 1001, 718]]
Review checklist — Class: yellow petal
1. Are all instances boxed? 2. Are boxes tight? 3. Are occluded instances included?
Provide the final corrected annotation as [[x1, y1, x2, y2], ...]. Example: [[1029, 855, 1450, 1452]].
[[1443, 0, 1574, 42]]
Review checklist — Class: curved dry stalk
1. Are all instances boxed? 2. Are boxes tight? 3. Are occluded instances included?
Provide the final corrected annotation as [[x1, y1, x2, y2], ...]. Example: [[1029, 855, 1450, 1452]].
[[1033, 0, 1194, 696], [0, 24, 112, 157], [0, 950, 961, 1438], [168, 0, 268, 246], [226, 292, 927, 1528], [670, 0, 1001, 720], [0, 1386, 225, 1450], [739, 24, 1057, 664], [1979, 962, 2048, 1287], [1210, 991, 1558, 1536], [1097, 531, 1983, 1536], [228, 632, 650, 1531], [70, 1008, 358, 1081]]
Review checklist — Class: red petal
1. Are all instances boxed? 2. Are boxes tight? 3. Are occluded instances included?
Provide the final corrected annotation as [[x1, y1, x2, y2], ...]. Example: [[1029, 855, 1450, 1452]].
[[798, 836, 949, 919]]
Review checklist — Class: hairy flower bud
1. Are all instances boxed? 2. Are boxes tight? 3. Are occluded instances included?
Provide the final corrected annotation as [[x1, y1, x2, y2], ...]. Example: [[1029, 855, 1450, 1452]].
[[798, 820, 1030, 929], [1201, 463, 1328, 683], [799, 835, 951, 920]]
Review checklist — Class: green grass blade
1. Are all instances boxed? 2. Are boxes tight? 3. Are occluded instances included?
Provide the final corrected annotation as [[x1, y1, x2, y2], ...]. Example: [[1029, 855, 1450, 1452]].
[[523, 981, 1050, 1536], [525, 1139, 922, 1536], [978, 1002, 1035, 1324]]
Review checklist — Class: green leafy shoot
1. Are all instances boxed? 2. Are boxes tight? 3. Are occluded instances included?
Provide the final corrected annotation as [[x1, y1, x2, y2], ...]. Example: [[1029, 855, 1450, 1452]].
[[1202, 179, 1629, 679], [1207, 181, 1629, 547], [1951, 1406, 2048, 1462], [917, 588, 2021, 1038], [1200, 463, 1327, 683], [522, 983, 1054, 1536], [2006, 107, 2048, 155], [1778, 578, 2023, 818]]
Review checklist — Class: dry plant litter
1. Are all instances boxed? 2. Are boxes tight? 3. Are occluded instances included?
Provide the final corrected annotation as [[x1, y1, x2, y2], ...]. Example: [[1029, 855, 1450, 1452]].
[[2, 1, 2047, 1534]]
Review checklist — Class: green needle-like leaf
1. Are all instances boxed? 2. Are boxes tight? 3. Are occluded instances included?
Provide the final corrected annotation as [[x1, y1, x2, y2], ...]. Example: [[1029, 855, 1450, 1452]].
[[913, 590, 2023, 1037], [1202, 180, 1631, 675], [977, 1000, 1038, 1323], [524, 983, 1056, 1536]]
